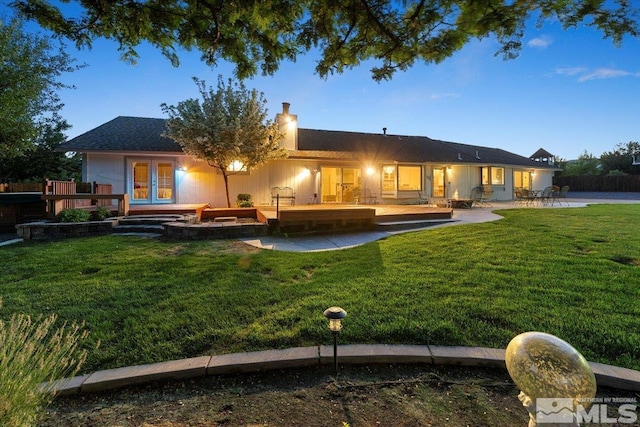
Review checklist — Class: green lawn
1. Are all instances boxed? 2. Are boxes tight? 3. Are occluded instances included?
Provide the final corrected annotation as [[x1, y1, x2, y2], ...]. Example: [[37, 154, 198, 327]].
[[1, 204, 639, 374]]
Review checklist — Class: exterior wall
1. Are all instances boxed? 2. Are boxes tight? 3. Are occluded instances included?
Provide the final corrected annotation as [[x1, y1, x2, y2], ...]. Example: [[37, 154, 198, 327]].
[[263, 159, 323, 206], [174, 156, 215, 204], [82, 150, 557, 207], [531, 170, 554, 192], [84, 153, 126, 192], [189, 158, 329, 207], [447, 165, 476, 200]]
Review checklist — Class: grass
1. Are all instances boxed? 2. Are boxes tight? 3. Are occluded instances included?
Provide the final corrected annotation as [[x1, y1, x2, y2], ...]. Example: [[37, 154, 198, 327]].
[[1, 204, 639, 374]]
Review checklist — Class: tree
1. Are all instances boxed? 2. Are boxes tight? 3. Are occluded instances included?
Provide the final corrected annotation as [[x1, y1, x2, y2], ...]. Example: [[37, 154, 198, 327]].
[[12, 0, 639, 81], [600, 141, 640, 175], [0, 18, 80, 159], [161, 77, 287, 207], [561, 150, 602, 177], [0, 118, 81, 183]]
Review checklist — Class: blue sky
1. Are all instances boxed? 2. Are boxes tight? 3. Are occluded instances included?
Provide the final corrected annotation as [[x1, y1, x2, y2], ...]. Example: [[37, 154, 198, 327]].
[[11, 8, 640, 160]]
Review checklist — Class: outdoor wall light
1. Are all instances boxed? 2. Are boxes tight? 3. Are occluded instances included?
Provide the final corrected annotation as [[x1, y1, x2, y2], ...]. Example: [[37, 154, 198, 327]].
[[305, 167, 319, 175], [366, 167, 375, 176], [323, 306, 347, 373]]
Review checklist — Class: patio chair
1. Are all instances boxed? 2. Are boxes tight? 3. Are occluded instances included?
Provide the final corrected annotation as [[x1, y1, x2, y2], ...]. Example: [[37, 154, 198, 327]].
[[470, 186, 483, 207], [480, 186, 493, 207], [471, 186, 491, 207], [538, 186, 553, 206], [553, 185, 570, 206], [363, 188, 378, 204], [416, 191, 429, 205], [515, 188, 536, 206]]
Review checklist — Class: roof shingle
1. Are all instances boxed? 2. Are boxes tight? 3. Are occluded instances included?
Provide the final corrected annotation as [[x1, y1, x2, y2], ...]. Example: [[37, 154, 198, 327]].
[[60, 116, 555, 169], [60, 116, 182, 152]]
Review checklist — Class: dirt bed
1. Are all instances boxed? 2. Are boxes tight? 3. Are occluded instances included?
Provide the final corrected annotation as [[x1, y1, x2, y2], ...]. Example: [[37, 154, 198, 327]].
[[39, 364, 639, 427]]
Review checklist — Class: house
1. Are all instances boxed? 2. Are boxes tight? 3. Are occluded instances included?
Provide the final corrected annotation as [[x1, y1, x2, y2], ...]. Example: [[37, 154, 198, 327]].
[[58, 103, 559, 208], [530, 148, 556, 166]]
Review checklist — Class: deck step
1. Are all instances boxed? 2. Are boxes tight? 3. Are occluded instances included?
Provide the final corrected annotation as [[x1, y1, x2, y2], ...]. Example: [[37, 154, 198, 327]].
[[374, 219, 458, 232], [111, 224, 165, 234], [213, 216, 238, 222], [119, 214, 197, 226]]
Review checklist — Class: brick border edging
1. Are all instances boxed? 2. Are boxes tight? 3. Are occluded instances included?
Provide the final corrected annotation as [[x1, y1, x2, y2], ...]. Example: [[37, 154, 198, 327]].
[[45, 344, 640, 396]]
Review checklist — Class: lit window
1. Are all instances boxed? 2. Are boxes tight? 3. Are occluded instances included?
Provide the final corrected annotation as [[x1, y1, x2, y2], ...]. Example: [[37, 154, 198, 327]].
[[398, 166, 422, 191], [227, 160, 248, 172], [491, 167, 504, 185], [382, 165, 396, 191], [481, 167, 504, 185]]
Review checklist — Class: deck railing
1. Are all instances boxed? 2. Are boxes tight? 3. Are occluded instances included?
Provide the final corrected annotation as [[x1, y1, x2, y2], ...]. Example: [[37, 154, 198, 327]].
[[1, 180, 127, 225], [41, 193, 129, 218], [45, 180, 77, 210], [38, 180, 128, 218]]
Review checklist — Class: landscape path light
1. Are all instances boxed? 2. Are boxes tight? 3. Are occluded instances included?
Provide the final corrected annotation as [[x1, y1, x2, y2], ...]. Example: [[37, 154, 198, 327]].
[[323, 306, 347, 374]]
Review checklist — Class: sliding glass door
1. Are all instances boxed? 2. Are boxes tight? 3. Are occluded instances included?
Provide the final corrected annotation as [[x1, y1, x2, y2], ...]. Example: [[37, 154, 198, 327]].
[[321, 167, 362, 203]]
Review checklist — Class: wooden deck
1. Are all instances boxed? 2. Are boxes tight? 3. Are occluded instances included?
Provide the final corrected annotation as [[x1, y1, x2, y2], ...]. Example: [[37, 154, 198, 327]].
[[129, 204, 452, 222], [127, 203, 453, 232], [129, 204, 210, 220], [257, 204, 453, 222]]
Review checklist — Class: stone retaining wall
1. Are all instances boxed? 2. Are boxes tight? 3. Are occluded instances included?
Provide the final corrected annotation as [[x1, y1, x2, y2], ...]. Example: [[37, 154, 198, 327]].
[[16, 220, 118, 241], [164, 222, 269, 240], [15, 219, 270, 241]]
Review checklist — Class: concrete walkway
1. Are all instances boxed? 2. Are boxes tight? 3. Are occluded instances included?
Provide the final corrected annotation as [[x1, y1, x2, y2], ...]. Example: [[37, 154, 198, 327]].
[[240, 196, 640, 252]]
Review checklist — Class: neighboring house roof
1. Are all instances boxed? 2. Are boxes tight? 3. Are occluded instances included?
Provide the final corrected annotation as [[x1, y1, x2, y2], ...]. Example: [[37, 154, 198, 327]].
[[530, 148, 555, 159], [60, 116, 556, 169]]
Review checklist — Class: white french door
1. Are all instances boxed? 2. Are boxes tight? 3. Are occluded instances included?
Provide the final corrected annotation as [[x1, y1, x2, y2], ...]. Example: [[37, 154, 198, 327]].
[[128, 159, 175, 204]]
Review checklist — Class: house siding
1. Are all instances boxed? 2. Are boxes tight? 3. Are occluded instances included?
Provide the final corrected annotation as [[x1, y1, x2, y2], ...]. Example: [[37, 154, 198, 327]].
[[69, 115, 559, 208], [82, 152, 554, 206], [84, 153, 126, 193]]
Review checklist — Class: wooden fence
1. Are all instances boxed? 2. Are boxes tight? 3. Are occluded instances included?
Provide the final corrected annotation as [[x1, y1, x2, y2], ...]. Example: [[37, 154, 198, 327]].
[[0, 180, 124, 223], [0, 182, 44, 192], [553, 175, 640, 192]]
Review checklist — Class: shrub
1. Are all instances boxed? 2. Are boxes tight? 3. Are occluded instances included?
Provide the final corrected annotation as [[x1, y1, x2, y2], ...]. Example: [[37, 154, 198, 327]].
[[56, 208, 91, 223], [93, 206, 112, 221], [236, 193, 253, 208], [0, 300, 89, 426]]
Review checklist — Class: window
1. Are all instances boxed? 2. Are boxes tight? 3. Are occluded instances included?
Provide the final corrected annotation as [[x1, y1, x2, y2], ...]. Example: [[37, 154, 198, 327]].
[[514, 170, 531, 190], [381, 164, 423, 193], [382, 165, 396, 192], [398, 166, 422, 191], [227, 160, 248, 173], [481, 167, 505, 186], [492, 167, 504, 185]]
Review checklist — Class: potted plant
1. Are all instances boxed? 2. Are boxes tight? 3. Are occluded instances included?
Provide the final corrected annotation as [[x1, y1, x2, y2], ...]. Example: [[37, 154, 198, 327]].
[[236, 193, 253, 207]]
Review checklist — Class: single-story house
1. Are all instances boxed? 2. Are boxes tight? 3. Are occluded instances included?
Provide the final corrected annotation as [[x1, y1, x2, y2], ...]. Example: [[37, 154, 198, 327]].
[[58, 103, 559, 208]]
